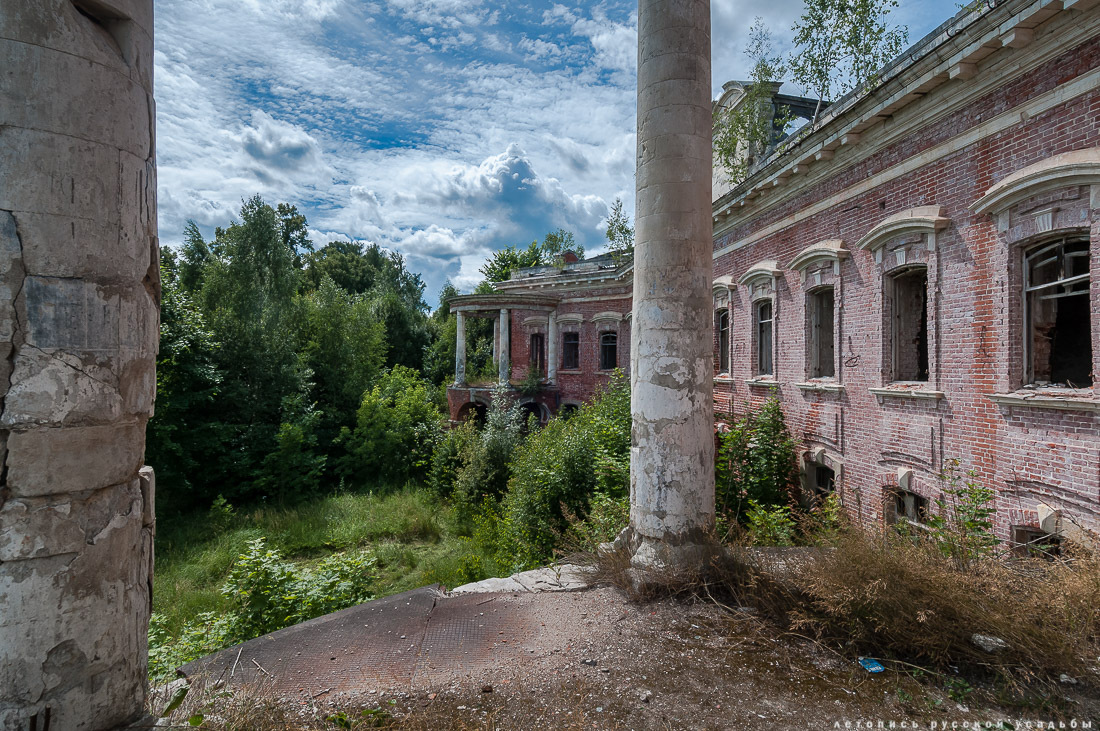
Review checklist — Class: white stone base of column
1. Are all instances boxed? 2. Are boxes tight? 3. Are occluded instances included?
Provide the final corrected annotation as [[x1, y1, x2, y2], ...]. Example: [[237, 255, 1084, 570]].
[[612, 525, 719, 589]]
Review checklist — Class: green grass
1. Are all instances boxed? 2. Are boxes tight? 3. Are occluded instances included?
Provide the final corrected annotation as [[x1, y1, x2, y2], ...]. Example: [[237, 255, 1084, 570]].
[[153, 488, 472, 636]]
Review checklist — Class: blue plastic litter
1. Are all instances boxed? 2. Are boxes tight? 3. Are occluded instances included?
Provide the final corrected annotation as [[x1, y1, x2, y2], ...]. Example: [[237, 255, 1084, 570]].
[[858, 657, 885, 673]]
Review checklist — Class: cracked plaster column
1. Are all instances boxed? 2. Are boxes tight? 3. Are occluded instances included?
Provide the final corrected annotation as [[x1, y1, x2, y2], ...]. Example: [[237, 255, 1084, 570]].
[[454, 310, 466, 385], [624, 0, 715, 572], [0, 2, 159, 728], [498, 308, 510, 383], [546, 311, 558, 384]]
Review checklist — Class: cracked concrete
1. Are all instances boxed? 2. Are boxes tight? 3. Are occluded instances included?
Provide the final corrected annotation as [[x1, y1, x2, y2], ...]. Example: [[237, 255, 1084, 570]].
[[1, 2, 157, 728]]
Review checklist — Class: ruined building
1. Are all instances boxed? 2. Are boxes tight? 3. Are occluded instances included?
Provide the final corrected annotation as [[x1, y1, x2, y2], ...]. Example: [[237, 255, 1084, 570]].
[[1, 1, 159, 727], [715, 0, 1100, 544], [465, 0, 1100, 547]]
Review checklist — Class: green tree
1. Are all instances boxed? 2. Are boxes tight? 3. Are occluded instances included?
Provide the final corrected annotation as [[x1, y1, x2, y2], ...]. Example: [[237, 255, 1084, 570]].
[[604, 198, 634, 264], [789, 0, 908, 125], [145, 256, 225, 513], [479, 241, 543, 283], [179, 219, 211, 293], [337, 366, 444, 488]]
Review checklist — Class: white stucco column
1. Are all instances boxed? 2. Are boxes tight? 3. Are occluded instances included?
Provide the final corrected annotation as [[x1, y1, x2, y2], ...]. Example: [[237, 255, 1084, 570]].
[[454, 310, 466, 385], [547, 311, 558, 384], [498, 308, 510, 383], [625, 0, 715, 571]]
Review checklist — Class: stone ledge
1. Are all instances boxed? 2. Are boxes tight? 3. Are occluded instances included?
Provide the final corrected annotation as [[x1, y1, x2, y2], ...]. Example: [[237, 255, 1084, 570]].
[[869, 386, 945, 401], [988, 392, 1100, 412], [746, 378, 780, 389], [795, 381, 845, 393]]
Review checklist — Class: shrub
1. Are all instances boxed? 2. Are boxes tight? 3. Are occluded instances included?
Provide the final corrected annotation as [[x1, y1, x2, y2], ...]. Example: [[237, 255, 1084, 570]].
[[745, 500, 796, 546], [493, 372, 631, 569], [925, 458, 999, 569], [451, 384, 526, 510], [716, 397, 799, 516], [337, 366, 444, 488], [428, 421, 478, 499]]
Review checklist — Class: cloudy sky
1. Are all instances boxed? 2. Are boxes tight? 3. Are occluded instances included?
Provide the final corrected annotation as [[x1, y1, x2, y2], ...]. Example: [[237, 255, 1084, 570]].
[[154, 0, 959, 307]]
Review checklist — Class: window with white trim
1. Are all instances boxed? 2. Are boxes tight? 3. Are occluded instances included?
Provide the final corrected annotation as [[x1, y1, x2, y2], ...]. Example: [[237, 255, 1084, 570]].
[[807, 287, 835, 379], [1025, 237, 1092, 387], [754, 300, 773, 376]]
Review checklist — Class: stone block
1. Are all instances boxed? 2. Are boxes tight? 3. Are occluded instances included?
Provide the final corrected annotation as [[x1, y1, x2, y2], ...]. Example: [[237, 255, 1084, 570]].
[[12, 211, 147, 282], [2, 346, 122, 428], [5, 422, 145, 497], [0, 500, 86, 561], [0, 491, 148, 729], [0, 127, 120, 224], [0, 42, 150, 159]]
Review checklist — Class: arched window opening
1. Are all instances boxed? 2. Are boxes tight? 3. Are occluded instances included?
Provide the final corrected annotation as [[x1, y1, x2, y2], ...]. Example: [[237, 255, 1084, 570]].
[[599, 332, 618, 371]]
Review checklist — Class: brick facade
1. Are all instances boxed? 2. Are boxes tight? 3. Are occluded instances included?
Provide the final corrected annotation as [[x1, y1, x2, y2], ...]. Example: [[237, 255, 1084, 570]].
[[712, 0, 1100, 542]]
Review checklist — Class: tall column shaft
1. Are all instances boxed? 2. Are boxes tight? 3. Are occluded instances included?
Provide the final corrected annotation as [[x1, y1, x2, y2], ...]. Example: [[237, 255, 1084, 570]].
[[546, 312, 558, 384], [628, 0, 715, 569], [455, 310, 466, 385], [0, 1, 158, 728], [498, 308, 510, 382]]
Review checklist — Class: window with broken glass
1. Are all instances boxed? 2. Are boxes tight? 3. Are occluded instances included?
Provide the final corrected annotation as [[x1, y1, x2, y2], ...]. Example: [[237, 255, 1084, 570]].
[[755, 299, 774, 376], [599, 332, 617, 370], [888, 267, 928, 382], [1024, 237, 1092, 388], [717, 309, 730, 374]]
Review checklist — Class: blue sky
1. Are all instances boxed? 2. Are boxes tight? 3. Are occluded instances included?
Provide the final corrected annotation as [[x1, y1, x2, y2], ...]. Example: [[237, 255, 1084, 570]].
[[154, 0, 960, 307]]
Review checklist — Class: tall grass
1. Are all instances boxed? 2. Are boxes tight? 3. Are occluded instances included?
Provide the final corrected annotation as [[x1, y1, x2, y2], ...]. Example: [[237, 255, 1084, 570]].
[[153, 488, 460, 637]]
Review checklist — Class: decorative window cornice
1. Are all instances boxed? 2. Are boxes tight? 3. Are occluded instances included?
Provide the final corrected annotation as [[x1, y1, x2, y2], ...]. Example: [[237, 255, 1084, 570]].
[[972, 147, 1100, 216], [712, 274, 735, 296], [591, 311, 622, 323], [856, 206, 948, 253], [789, 239, 849, 275], [738, 260, 782, 287], [556, 313, 584, 325]]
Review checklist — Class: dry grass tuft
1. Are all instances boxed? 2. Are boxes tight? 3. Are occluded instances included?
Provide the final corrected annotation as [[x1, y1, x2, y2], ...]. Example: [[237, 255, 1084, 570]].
[[587, 527, 1100, 685]]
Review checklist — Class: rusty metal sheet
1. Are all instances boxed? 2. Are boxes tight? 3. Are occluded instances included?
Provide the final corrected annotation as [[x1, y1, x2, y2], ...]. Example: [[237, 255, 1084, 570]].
[[180, 585, 442, 696]]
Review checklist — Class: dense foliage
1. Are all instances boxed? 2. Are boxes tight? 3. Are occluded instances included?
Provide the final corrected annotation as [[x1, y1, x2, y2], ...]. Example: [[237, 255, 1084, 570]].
[[715, 397, 800, 517], [149, 196, 434, 513]]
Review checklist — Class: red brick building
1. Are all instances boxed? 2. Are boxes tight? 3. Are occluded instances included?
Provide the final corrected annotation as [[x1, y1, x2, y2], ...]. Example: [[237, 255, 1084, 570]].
[[447, 254, 632, 425], [451, 0, 1100, 546], [713, 0, 1100, 544]]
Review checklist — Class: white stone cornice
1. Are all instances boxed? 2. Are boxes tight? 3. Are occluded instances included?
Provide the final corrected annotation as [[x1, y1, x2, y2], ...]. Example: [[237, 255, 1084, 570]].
[[788, 239, 849, 273], [971, 147, 1100, 215], [591, 311, 623, 323], [712, 274, 735, 296], [738, 260, 782, 287], [856, 206, 949, 252]]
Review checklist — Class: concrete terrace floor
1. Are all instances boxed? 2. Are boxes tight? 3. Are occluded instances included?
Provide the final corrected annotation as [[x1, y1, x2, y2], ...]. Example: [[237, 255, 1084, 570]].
[[174, 569, 1100, 729]]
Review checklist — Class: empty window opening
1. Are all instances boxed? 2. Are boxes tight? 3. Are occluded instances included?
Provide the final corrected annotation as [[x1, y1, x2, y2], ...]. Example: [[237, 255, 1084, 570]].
[[813, 465, 835, 498], [807, 288, 835, 379], [890, 268, 928, 381], [599, 332, 618, 370], [885, 488, 929, 527], [1025, 238, 1092, 387], [562, 332, 580, 370], [529, 333, 545, 375], [755, 300, 774, 376], [1011, 526, 1063, 559], [718, 310, 730, 373]]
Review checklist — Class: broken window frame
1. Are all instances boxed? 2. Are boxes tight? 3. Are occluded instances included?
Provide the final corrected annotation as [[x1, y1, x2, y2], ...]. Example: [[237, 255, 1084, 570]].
[[529, 332, 545, 375], [754, 299, 774, 376], [887, 266, 929, 383], [806, 286, 836, 380], [561, 331, 580, 370], [599, 331, 618, 371], [717, 308, 731, 374], [1011, 526, 1063, 559], [1023, 236, 1092, 388], [884, 488, 930, 528]]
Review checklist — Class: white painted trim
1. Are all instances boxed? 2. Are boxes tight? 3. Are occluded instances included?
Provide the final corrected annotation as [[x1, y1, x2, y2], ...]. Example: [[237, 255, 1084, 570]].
[[869, 387, 945, 401], [987, 393, 1100, 411], [788, 239, 849, 272], [971, 146, 1100, 215], [795, 381, 846, 393], [738, 260, 782, 286], [856, 206, 949, 252], [713, 64, 1100, 258]]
